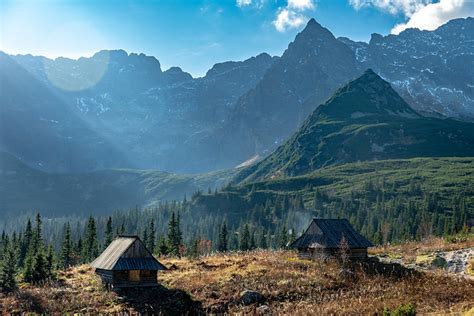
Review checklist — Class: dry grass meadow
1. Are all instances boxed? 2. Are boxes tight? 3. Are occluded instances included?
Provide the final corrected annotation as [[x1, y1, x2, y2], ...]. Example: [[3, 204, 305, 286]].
[[1, 243, 473, 315]]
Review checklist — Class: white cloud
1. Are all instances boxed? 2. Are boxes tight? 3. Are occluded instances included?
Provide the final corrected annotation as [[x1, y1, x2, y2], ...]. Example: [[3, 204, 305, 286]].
[[272, 0, 316, 32], [349, 0, 474, 35], [273, 9, 307, 32], [391, 0, 474, 34], [288, 0, 315, 10], [236, 0, 252, 7], [349, 0, 430, 15]]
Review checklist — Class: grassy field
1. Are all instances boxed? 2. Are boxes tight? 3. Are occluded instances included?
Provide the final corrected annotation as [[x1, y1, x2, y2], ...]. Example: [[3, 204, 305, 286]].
[[236, 157, 474, 207], [2, 244, 473, 314]]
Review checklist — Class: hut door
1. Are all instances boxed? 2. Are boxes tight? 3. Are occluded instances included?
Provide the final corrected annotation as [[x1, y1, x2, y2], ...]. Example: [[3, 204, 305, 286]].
[[129, 270, 140, 282]]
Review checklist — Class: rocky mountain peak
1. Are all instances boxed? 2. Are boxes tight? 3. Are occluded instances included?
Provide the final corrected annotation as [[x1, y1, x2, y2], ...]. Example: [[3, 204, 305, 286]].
[[316, 69, 421, 120]]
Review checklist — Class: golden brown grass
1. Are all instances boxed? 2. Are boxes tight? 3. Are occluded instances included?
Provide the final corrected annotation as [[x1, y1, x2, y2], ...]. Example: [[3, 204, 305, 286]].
[[1, 250, 473, 314], [160, 250, 474, 314]]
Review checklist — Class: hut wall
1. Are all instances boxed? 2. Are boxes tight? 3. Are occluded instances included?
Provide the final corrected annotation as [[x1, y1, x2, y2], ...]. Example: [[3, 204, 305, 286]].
[[96, 269, 114, 284], [109, 270, 158, 287]]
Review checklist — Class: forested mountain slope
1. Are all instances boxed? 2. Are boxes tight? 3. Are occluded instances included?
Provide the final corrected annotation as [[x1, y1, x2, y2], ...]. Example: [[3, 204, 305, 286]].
[[234, 70, 474, 184]]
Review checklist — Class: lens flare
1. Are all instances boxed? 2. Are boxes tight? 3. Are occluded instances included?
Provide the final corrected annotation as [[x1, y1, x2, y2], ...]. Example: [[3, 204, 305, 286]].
[[42, 22, 109, 91]]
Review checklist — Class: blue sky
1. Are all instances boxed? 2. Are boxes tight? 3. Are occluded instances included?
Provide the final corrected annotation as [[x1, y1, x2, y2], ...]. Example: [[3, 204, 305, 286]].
[[1, 0, 472, 76]]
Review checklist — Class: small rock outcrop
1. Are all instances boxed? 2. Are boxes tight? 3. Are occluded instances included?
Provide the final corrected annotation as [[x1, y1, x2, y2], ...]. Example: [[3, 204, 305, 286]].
[[240, 290, 265, 305]]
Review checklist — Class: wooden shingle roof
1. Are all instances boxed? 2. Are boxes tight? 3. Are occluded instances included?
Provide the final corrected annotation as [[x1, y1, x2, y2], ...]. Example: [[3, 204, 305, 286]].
[[289, 219, 373, 249], [90, 236, 166, 271]]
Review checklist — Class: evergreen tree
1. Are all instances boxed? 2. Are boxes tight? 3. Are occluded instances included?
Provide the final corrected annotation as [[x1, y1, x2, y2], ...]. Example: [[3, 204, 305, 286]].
[[143, 227, 149, 249], [167, 212, 182, 256], [0, 245, 17, 293], [23, 252, 34, 282], [258, 229, 267, 249], [279, 224, 288, 249], [147, 219, 156, 252], [82, 217, 99, 262], [239, 224, 250, 251], [217, 222, 228, 252], [156, 235, 169, 255], [104, 216, 113, 247], [31, 250, 48, 283], [31, 213, 43, 252], [19, 219, 33, 266], [46, 245, 55, 279], [60, 223, 73, 269]]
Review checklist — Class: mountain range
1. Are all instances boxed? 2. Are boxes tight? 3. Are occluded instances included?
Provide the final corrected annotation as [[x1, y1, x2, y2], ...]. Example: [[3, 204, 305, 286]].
[[1, 18, 473, 175], [234, 69, 474, 183], [2, 67, 474, 216]]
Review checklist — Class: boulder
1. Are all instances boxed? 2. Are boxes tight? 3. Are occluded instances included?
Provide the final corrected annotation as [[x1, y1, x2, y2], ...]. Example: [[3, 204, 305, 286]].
[[415, 254, 447, 269], [240, 290, 265, 305]]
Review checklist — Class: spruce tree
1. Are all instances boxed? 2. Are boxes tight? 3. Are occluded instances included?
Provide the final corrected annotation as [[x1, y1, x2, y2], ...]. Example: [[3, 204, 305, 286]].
[[279, 224, 288, 249], [148, 219, 156, 253], [32, 213, 43, 252], [239, 224, 250, 251], [23, 252, 34, 282], [0, 245, 17, 293], [19, 219, 33, 266], [143, 227, 149, 249], [60, 223, 73, 269], [157, 235, 169, 255], [46, 245, 55, 279], [82, 217, 99, 262], [258, 229, 267, 249], [32, 250, 48, 283], [217, 222, 228, 252], [167, 212, 182, 256], [104, 216, 113, 247]]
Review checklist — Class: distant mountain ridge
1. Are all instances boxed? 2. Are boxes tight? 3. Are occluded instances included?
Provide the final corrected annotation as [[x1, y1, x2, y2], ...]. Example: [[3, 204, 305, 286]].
[[339, 17, 474, 119], [1, 17, 473, 174], [4, 50, 277, 172], [234, 70, 474, 183]]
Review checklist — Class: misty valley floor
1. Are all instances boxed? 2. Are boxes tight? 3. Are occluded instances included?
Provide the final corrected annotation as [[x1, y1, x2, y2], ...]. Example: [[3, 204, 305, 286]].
[[1, 238, 473, 315]]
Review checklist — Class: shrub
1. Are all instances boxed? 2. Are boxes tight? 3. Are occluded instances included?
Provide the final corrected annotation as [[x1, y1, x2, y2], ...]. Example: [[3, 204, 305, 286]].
[[383, 303, 416, 316]]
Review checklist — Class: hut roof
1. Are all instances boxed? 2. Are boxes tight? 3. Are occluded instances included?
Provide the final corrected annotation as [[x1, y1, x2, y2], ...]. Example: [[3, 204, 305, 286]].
[[289, 219, 373, 249], [90, 236, 166, 271]]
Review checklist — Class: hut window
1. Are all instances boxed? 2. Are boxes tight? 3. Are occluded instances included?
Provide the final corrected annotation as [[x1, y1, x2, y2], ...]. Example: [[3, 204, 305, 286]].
[[129, 270, 140, 281]]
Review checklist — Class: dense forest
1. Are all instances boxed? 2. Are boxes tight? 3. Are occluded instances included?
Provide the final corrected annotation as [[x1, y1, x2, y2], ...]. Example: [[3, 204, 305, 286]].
[[1, 158, 472, 292]]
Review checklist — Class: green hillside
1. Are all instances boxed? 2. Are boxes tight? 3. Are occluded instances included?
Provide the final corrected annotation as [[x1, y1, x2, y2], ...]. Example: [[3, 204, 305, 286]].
[[234, 70, 474, 184], [0, 151, 235, 216], [191, 157, 473, 242]]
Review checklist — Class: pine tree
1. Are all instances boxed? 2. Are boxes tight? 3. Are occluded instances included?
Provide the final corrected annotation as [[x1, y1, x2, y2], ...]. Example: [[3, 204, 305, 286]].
[[279, 224, 288, 249], [82, 217, 99, 262], [258, 229, 267, 249], [143, 227, 149, 249], [46, 245, 55, 279], [0, 245, 17, 293], [239, 224, 250, 251], [60, 223, 73, 269], [31, 250, 48, 283], [104, 216, 113, 247], [157, 235, 169, 255], [32, 213, 43, 252], [19, 219, 33, 266], [167, 212, 182, 256], [217, 222, 228, 252], [147, 219, 156, 252], [23, 252, 34, 282]]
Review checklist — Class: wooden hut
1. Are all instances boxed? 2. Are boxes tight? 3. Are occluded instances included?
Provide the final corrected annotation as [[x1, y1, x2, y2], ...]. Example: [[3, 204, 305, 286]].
[[90, 235, 166, 288], [289, 219, 373, 259]]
